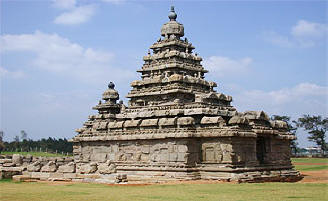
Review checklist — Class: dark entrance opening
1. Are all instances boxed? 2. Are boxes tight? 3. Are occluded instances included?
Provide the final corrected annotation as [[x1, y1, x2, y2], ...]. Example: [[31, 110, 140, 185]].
[[256, 137, 266, 164]]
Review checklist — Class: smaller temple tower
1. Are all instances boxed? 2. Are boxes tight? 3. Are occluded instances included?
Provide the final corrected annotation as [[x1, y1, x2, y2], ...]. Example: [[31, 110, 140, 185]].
[[93, 82, 121, 115]]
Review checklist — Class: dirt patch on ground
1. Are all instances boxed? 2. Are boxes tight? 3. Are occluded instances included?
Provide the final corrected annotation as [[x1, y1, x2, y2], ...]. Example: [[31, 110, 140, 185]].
[[156, 180, 236, 185], [298, 170, 328, 183]]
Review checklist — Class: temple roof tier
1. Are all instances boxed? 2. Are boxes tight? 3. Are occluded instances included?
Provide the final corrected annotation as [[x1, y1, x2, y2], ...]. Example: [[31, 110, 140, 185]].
[[143, 51, 202, 63], [137, 64, 208, 73], [150, 39, 195, 50], [130, 75, 216, 87]]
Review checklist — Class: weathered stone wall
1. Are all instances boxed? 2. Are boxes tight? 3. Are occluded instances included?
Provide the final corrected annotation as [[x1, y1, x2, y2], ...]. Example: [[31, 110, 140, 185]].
[[264, 138, 292, 166], [0, 154, 74, 179], [74, 139, 195, 166], [73, 136, 288, 169]]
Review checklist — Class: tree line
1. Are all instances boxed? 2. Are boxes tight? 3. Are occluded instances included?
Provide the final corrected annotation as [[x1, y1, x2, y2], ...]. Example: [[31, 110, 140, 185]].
[[0, 114, 327, 155], [0, 131, 72, 154]]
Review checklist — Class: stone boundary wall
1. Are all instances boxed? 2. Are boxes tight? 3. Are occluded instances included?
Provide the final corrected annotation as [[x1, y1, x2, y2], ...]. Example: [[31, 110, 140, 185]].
[[0, 154, 73, 179], [0, 154, 127, 183], [0, 154, 302, 184]]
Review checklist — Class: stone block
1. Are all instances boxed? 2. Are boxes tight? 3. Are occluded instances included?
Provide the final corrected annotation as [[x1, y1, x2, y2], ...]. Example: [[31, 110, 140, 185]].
[[77, 163, 97, 174], [58, 162, 76, 173], [49, 172, 64, 178], [160, 153, 169, 162], [3, 163, 15, 167], [178, 145, 187, 152], [0, 159, 12, 164], [27, 161, 42, 172], [169, 153, 178, 162], [141, 145, 150, 154], [177, 117, 195, 126], [0, 167, 24, 179], [30, 172, 50, 179], [91, 153, 107, 162], [12, 175, 31, 182], [228, 116, 249, 125], [177, 153, 186, 162], [12, 154, 23, 165], [98, 160, 116, 174], [41, 161, 58, 172], [158, 118, 177, 126]]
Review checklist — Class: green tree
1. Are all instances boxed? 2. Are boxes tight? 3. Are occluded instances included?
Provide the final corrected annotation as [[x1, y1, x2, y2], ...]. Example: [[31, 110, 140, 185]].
[[0, 130, 4, 153], [295, 115, 328, 154], [20, 130, 27, 141], [271, 115, 298, 155]]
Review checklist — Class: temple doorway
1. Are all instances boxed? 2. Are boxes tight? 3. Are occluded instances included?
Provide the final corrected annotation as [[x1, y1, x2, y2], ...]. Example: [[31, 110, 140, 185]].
[[256, 137, 266, 164]]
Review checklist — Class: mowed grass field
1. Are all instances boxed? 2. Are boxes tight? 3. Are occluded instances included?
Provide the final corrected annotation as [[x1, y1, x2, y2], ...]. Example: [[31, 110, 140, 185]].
[[0, 157, 327, 201]]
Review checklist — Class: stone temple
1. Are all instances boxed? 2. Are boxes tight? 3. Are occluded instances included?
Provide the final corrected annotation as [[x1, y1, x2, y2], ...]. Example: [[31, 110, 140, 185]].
[[71, 7, 301, 183], [0, 7, 301, 183]]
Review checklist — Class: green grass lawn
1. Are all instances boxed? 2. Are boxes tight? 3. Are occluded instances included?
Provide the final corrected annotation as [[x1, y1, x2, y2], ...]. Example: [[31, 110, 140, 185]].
[[292, 158, 328, 164], [0, 157, 327, 201], [1, 151, 71, 157], [0, 180, 327, 201], [292, 157, 328, 171]]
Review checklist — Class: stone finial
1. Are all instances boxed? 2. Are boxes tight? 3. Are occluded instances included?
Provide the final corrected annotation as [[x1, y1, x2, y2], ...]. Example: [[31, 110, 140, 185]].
[[161, 6, 184, 38], [168, 6, 177, 21], [108, 82, 115, 89]]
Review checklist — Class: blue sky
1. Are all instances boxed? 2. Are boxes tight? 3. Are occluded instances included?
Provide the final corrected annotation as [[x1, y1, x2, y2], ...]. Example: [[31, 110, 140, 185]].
[[1, 0, 327, 148]]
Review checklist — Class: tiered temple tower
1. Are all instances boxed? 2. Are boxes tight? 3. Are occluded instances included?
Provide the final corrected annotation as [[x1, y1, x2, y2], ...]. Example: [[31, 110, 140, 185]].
[[127, 6, 230, 108], [72, 7, 301, 183]]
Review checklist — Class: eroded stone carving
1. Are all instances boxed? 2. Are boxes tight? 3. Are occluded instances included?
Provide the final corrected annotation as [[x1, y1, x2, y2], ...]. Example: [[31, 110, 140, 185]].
[[98, 160, 116, 174], [41, 161, 57, 172], [12, 154, 22, 165], [27, 161, 41, 172], [77, 162, 97, 174], [58, 162, 76, 173]]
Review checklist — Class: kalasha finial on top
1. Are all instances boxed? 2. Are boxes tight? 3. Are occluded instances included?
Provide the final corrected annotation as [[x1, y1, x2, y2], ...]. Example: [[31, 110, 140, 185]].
[[168, 6, 177, 21], [108, 81, 115, 89], [161, 6, 184, 38]]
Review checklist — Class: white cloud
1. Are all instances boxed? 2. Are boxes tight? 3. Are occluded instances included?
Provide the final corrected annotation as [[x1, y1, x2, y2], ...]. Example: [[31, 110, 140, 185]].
[[54, 4, 96, 25], [0, 31, 134, 83], [0, 66, 25, 79], [52, 0, 76, 10], [262, 31, 293, 48], [291, 20, 327, 38], [203, 56, 252, 77], [233, 83, 328, 117], [263, 20, 327, 48], [101, 0, 125, 4]]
